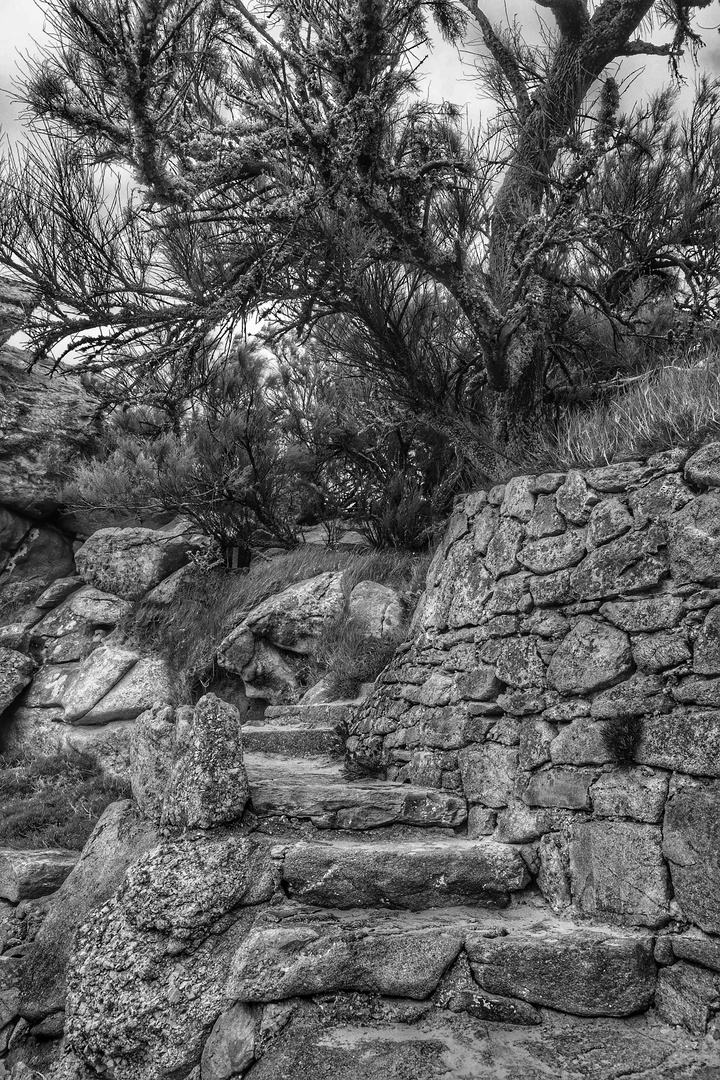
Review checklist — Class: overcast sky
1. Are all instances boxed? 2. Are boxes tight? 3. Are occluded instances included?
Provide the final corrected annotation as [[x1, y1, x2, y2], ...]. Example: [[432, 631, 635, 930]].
[[1, 1, 719, 139]]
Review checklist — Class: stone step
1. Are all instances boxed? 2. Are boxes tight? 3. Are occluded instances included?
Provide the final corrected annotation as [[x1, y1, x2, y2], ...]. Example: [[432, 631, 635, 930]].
[[262, 703, 357, 729], [245, 753, 466, 830], [225, 902, 657, 1020], [278, 836, 530, 909], [241, 724, 339, 757]]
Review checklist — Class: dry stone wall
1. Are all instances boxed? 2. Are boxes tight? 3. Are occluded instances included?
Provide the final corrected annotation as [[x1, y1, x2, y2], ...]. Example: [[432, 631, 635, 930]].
[[354, 445, 720, 943]]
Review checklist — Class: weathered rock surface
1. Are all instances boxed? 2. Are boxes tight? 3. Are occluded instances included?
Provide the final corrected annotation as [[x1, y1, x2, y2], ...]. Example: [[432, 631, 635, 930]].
[[281, 838, 529, 909], [348, 580, 405, 640], [247, 754, 466, 830], [60, 644, 139, 722], [546, 617, 632, 694], [161, 695, 250, 830], [200, 1002, 257, 1080], [668, 492, 720, 584], [227, 909, 465, 1002], [75, 525, 203, 600], [0, 346, 100, 517], [0, 849, 79, 903], [635, 710, 720, 776], [129, 703, 176, 823], [0, 648, 35, 716], [18, 801, 159, 1022], [663, 776, 720, 935], [591, 768, 668, 823], [655, 961, 720, 1035], [74, 656, 174, 725], [684, 441, 720, 488], [569, 820, 670, 928], [466, 917, 656, 1016]]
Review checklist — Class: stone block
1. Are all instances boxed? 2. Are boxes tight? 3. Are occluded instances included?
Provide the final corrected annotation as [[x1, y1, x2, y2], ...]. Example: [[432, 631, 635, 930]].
[[519, 531, 586, 574], [519, 719, 556, 769], [537, 832, 571, 912], [466, 918, 656, 1016], [636, 710, 720, 777], [600, 596, 686, 630], [555, 471, 596, 524], [685, 442, 720, 488], [227, 914, 464, 1002], [629, 474, 693, 527], [490, 637, 546, 690], [0, 849, 79, 902], [546, 616, 632, 694], [591, 767, 668, 823], [663, 776, 720, 934], [669, 931, 720, 973], [569, 820, 670, 928], [494, 803, 573, 843], [484, 519, 524, 578], [458, 744, 518, 808], [668, 493, 720, 585], [693, 605, 720, 674], [281, 837, 529, 910], [467, 806, 496, 837], [632, 630, 690, 673], [525, 494, 565, 540], [486, 573, 530, 614], [529, 472, 565, 494], [470, 506, 500, 556], [672, 676, 720, 707], [590, 673, 671, 719], [587, 498, 632, 548], [570, 531, 667, 601], [201, 1002, 257, 1080], [655, 961, 720, 1035], [529, 569, 575, 606], [521, 767, 596, 810], [549, 718, 613, 765], [585, 461, 655, 493], [500, 475, 535, 522]]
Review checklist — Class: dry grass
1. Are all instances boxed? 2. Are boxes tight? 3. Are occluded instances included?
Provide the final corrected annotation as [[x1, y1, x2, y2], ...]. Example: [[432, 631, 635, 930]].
[[533, 349, 720, 470], [122, 546, 430, 695], [313, 617, 402, 700], [0, 752, 130, 850]]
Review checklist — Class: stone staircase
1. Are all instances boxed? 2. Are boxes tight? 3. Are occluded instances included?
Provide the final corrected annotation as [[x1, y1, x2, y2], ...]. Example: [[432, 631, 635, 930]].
[[238, 702, 659, 1028]]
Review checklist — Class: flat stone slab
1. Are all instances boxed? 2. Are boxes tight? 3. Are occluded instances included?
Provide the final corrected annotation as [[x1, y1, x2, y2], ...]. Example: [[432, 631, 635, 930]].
[[245, 754, 467, 830], [241, 725, 339, 757], [465, 915, 656, 1017], [0, 848, 79, 902], [245, 1005, 718, 1080], [263, 704, 358, 728], [281, 837, 529, 909], [227, 904, 657, 1022]]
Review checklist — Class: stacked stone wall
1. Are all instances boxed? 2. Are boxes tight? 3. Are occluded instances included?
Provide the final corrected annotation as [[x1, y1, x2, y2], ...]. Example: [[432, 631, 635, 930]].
[[354, 446, 720, 947]]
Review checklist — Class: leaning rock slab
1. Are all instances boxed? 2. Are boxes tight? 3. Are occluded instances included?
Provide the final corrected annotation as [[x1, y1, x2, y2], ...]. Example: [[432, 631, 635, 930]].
[[201, 1002, 257, 1080], [61, 643, 139, 722], [663, 776, 720, 935], [130, 703, 176, 823], [75, 656, 174, 725], [466, 917, 656, 1017], [75, 526, 203, 600], [0, 849, 79, 902]]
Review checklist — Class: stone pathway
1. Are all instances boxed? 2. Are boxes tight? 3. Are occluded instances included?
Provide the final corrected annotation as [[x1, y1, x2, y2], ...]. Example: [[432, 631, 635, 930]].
[[237, 702, 720, 1079]]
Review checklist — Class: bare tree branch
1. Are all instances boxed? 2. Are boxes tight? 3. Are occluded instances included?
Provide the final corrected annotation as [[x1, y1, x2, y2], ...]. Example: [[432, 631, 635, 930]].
[[457, 0, 532, 119]]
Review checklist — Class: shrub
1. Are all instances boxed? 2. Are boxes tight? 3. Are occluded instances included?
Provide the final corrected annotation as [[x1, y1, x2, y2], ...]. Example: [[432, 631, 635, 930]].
[[600, 716, 643, 765], [533, 346, 720, 470], [312, 618, 402, 700], [0, 752, 130, 850]]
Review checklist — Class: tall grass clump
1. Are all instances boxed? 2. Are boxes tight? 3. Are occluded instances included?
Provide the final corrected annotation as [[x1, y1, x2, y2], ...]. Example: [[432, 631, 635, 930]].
[[534, 348, 720, 470], [0, 752, 130, 850]]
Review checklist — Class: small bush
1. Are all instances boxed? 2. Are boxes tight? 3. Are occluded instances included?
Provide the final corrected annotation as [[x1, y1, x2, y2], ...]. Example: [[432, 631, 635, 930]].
[[0, 752, 130, 850], [533, 347, 720, 470], [601, 715, 643, 765], [313, 618, 401, 700]]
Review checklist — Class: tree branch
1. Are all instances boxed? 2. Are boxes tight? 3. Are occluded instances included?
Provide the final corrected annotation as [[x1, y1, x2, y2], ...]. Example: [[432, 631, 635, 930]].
[[619, 39, 680, 56], [533, 0, 590, 40], [456, 0, 532, 120]]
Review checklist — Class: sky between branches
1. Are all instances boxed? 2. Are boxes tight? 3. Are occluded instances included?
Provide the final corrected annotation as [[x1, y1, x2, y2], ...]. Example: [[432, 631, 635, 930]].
[[0, 2, 719, 143]]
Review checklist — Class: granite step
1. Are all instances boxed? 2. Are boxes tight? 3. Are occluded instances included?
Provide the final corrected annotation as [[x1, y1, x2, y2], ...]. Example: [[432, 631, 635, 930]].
[[241, 724, 339, 757], [245, 753, 466, 830], [277, 835, 530, 909], [225, 901, 657, 1020], [262, 703, 358, 729]]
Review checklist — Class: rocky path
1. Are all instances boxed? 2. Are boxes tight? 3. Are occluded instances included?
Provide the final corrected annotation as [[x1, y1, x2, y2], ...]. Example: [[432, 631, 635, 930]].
[[236, 702, 720, 1080]]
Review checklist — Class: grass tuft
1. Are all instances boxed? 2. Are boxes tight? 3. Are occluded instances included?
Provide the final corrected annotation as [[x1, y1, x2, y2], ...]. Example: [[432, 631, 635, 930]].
[[600, 715, 643, 766], [0, 752, 130, 850], [533, 348, 720, 470]]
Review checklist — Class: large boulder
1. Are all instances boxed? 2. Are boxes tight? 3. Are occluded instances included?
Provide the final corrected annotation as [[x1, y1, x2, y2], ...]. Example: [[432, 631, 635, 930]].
[[0, 525, 76, 604], [75, 525, 205, 601], [0, 849, 79, 903], [348, 580, 405, 640], [218, 571, 348, 703], [0, 345, 100, 518]]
